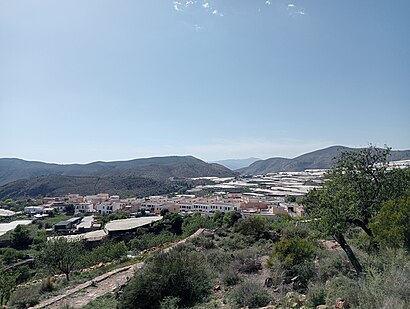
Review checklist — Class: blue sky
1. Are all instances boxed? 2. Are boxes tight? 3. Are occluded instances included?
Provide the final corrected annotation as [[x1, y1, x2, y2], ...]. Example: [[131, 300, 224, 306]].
[[1, 0, 409, 163]]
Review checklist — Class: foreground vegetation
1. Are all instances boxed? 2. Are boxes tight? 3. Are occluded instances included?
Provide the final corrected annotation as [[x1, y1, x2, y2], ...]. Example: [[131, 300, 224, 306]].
[[1, 146, 409, 308]]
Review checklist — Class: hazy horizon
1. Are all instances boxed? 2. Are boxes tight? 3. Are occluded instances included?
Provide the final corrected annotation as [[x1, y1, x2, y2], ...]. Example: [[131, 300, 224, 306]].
[[1, 1, 409, 163]]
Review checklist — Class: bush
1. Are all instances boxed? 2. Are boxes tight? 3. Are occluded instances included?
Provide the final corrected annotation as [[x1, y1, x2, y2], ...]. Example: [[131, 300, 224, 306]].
[[369, 193, 410, 250], [41, 276, 56, 293], [325, 276, 359, 308], [190, 235, 215, 249], [234, 249, 262, 274], [221, 268, 241, 286], [32, 229, 47, 247], [205, 250, 234, 272], [233, 216, 270, 240], [316, 251, 353, 283], [8, 285, 40, 309], [129, 231, 178, 252], [219, 233, 252, 251], [1, 248, 24, 265], [182, 214, 215, 237], [355, 250, 410, 309], [230, 281, 271, 308], [270, 238, 315, 268], [306, 284, 326, 308], [15, 265, 31, 284], [118, 250, 213, 309], [83, 240, 128, 267]]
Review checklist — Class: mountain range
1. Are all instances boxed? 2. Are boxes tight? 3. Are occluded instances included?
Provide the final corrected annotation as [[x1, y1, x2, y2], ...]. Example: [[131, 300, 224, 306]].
[[0, 156, 235, 199], [1, 146, 410, 200], [238, 146, 410, 175]]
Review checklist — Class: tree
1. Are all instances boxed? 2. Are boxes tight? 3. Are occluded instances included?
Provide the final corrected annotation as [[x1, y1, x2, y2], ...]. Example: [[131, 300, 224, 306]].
[[39, 237, 84, 281], [11, 225, 32, 250], [304, 146, 406, 274], [369, 193, 410, 250]]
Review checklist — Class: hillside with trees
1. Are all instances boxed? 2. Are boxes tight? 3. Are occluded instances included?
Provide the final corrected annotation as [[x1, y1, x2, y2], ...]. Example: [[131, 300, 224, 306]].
[[0, 175, 185, 200]]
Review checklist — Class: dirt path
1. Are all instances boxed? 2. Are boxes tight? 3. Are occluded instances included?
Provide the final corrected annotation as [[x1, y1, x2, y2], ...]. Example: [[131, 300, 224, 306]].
[[31, 229, 207, 308], [31, 263, 143, 309]]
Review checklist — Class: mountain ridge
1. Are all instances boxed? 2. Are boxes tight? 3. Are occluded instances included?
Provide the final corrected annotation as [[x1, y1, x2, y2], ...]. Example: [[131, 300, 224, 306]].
[[0, 156, 236, 187], [238, 146, 410, 175]]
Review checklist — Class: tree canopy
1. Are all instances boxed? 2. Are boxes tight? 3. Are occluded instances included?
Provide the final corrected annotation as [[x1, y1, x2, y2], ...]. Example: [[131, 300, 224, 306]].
[[39, 237, 84, 281], [304, 146, 410, 274]]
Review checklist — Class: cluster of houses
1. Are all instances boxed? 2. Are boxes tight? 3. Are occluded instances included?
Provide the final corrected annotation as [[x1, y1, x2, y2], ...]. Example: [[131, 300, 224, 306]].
[[23, 190, 305, 221]]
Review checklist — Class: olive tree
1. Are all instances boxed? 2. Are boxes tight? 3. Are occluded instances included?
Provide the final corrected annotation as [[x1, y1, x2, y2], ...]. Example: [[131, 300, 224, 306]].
[[304, 146, 408, 274], [39, 237, 84, 281]]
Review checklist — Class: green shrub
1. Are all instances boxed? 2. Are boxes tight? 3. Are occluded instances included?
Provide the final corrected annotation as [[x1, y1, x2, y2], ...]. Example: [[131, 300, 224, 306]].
[[219, 233, 252, 250], [32, 229, 47, 247], [316, 251, 353, 283], [234, 248, 262, 274], [8, 285, 40, 309], [230, 281, 271, 308], [205, 250, 234, 272], [191, 235, 215, 249], [1, 248, 24, 265], [306, 284, 326, 308], [281, 224, 310, 240], [15, 265, 31, 284], [233, 216, 270, 240], [118, 250, 213, 309], [369, 194, 410, 250], [270, 238, 315, 268], [182, 214, 215, 237], [129, 231, 178, 252], [325, 276, 359, 308], [82, 240, 128, 267], [221, 268, 241, 286], [355, 250, 410, 309]]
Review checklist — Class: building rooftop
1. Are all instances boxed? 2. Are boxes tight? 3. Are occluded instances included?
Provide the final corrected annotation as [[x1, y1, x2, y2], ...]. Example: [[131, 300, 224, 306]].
[[104, 216, 163, 233]]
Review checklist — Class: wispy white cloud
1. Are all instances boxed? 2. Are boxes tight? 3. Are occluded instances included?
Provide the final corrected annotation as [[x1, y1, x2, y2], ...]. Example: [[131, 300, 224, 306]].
[[212, 9, 223, 17], [172, 0, 223, 18], [287, 3, 306, 16], [194, 24, 203, 31], [265, 0, 271, 5], [173, 1, 183, 11]]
